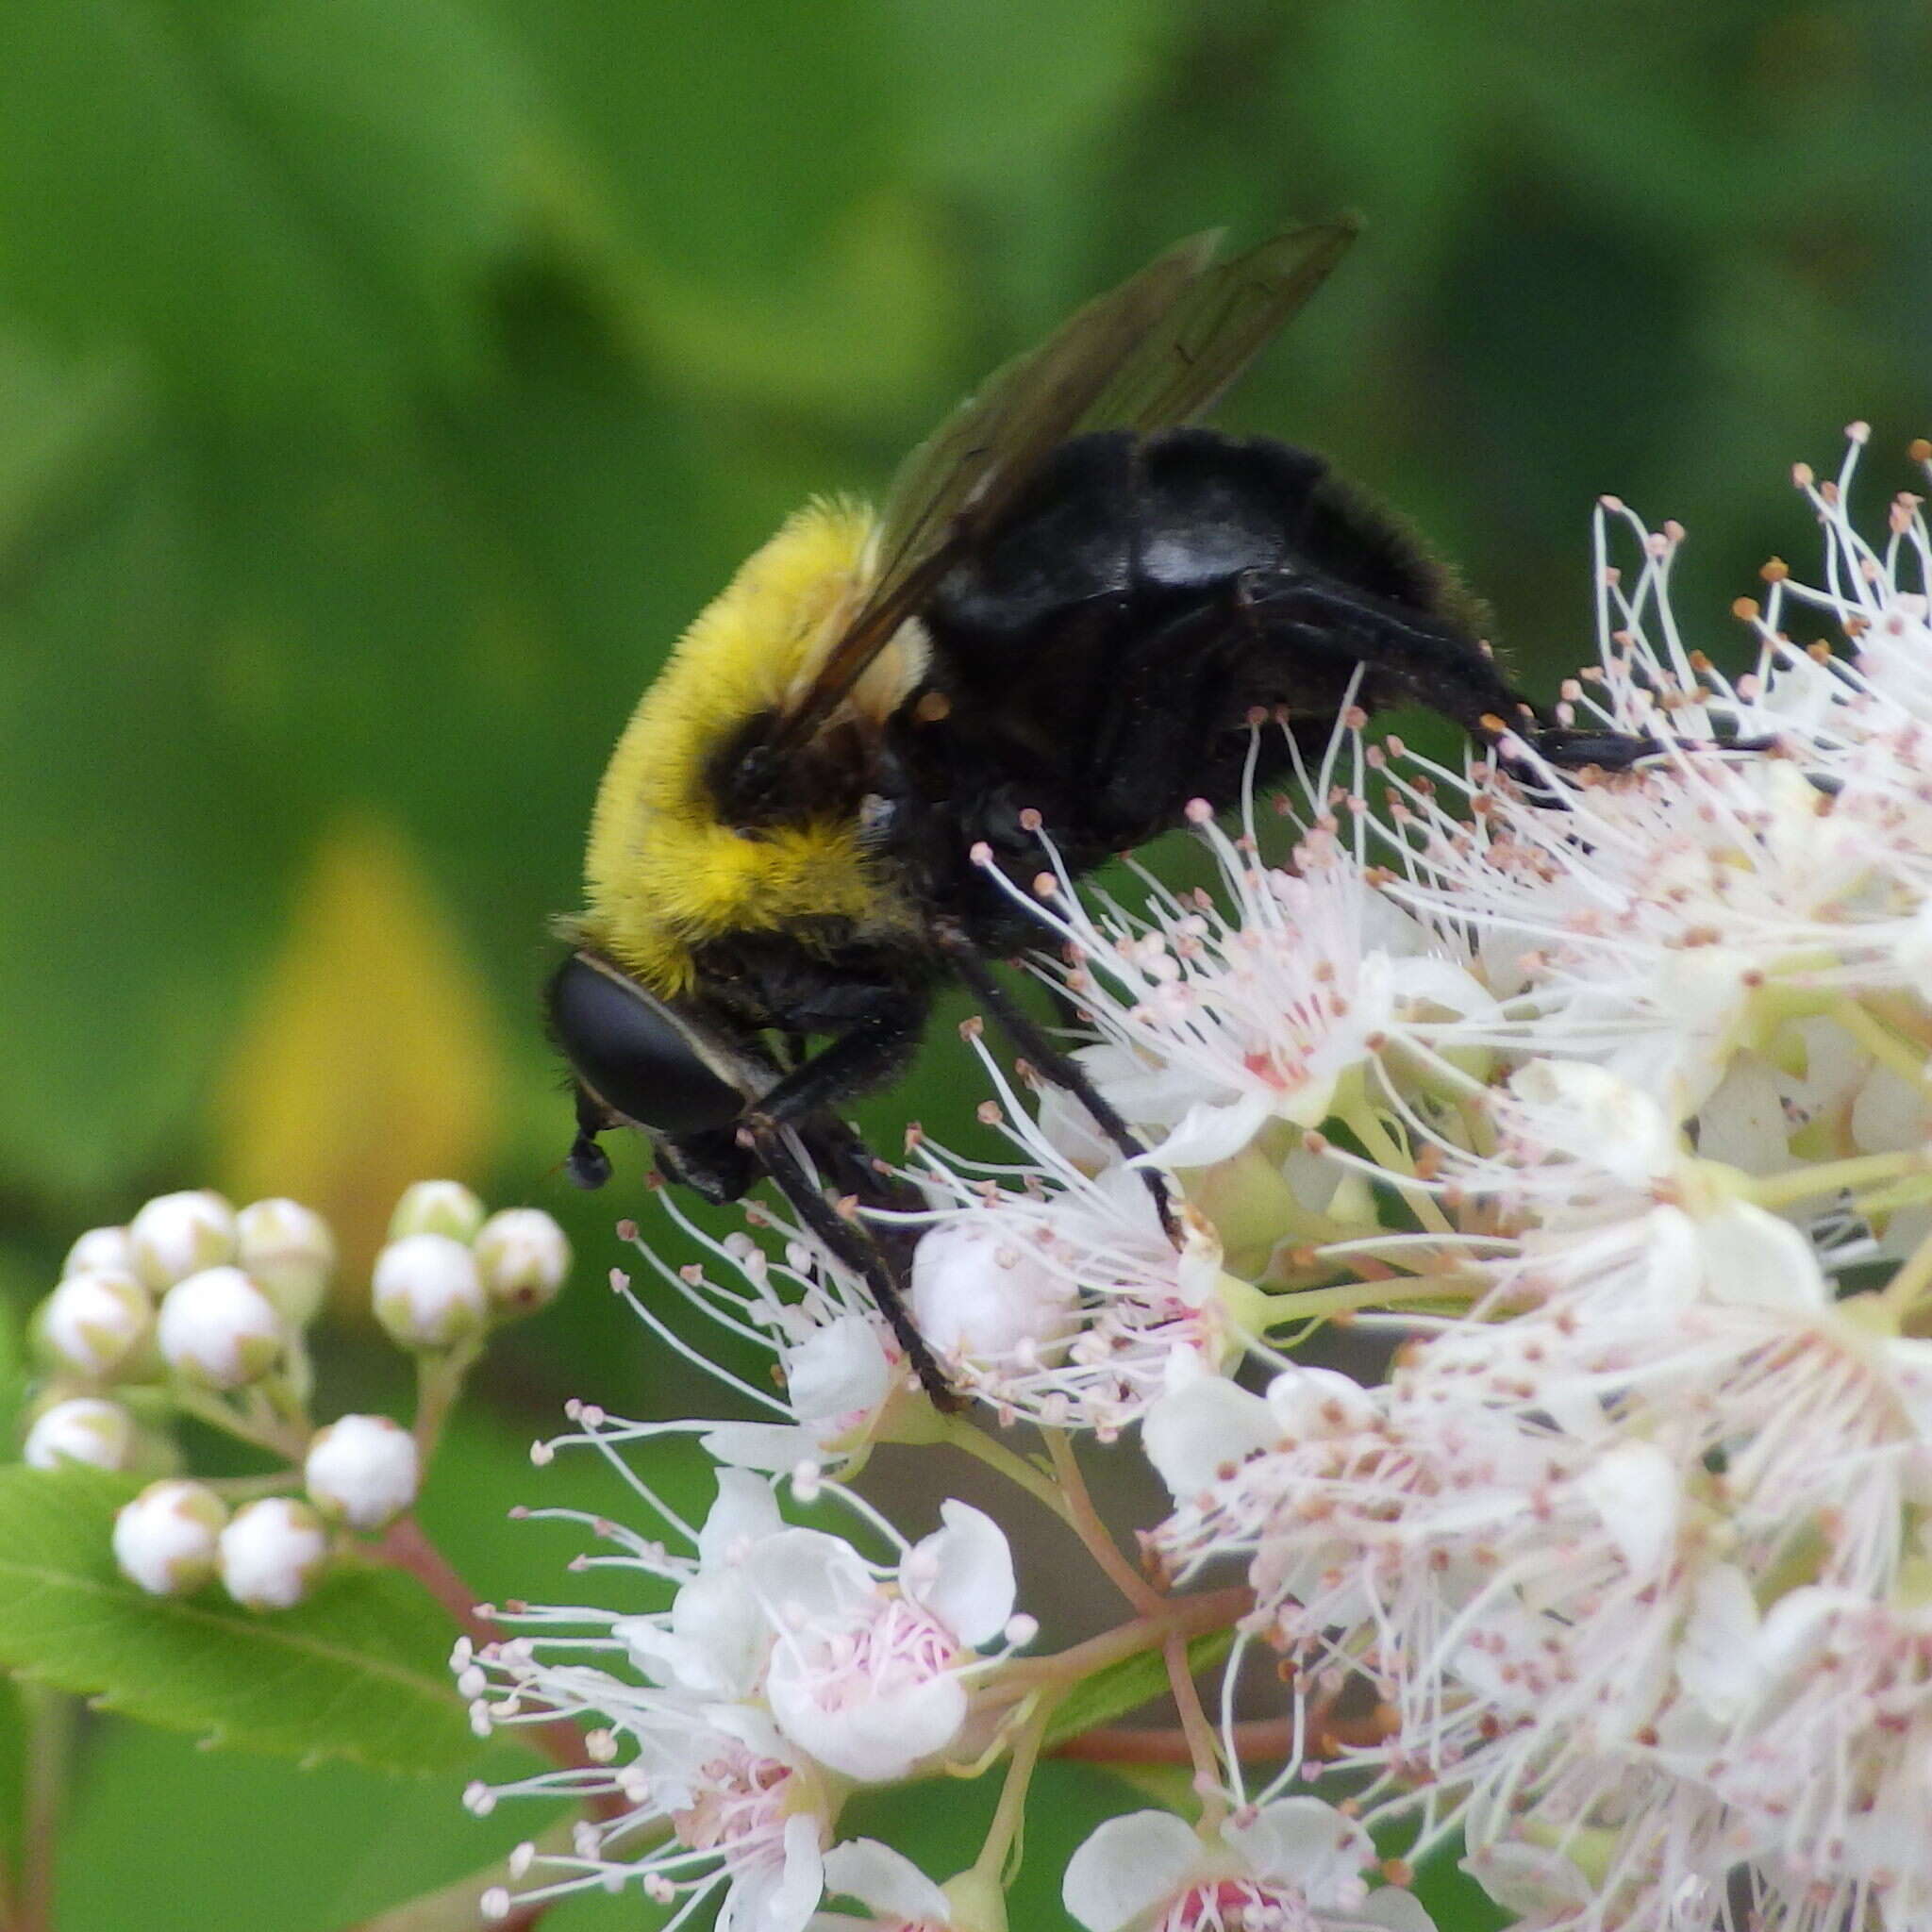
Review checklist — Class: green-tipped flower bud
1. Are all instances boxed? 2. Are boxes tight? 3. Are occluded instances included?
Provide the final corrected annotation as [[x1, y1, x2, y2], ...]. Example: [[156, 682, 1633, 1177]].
[[305, 1413, 419, 1529], [127, 1190, 238, 1291], [373, 1234, 487, 1349], [388, 1180, 485, 1245], [112, 1479, 228, 1595], [474, 1208, 572, 1320], [34, 1269, 156, 1381], [218, 1497, 328, 1610], [236, 1198, 336, 1325], [24, 1395, 137, 1471], [62, 1224, 135, 1278], [157, 1266, 283, 1390]]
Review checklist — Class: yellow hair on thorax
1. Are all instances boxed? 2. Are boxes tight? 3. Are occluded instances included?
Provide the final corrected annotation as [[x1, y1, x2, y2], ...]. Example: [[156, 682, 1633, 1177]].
[[580, 499, 919, 994]]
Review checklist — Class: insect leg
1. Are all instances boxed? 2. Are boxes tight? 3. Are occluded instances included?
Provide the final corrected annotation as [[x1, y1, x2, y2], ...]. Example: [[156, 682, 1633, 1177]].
[[932, 924, 1178, 1242], [1227, 570, 1535, 741], [743, 1119, 958, 1410]]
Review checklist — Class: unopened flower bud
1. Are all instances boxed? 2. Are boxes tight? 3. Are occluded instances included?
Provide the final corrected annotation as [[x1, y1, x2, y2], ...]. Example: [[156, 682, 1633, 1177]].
[[157, 1267, 282, 1390], [113, 1479, 228, 1595], [127, 1190, 237, 1290], [389, 1180, 485, 1245], [219, 1497, 328, 1610], [305, 1414, 419, 1529], [24, 1395, 137, 1471], [34, 1269, 155, 1380], [373, 1234, 487, 1348], [236, 1198, 336, 1325], [62, 1225, 134, 1278], [474, 1209, 571, 1319]]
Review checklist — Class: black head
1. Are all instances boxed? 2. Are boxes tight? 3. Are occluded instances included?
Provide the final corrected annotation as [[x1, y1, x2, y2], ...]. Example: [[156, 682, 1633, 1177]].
[[545, 952, 758, 1188]]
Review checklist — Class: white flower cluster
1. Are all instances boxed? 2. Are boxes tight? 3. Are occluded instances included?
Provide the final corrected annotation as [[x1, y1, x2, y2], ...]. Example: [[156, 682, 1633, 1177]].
[[1129, 438, 1932, 1932], [458, 1454, 1032, 1928], [471, 438, 1932, 1931], [24, 1179, 569, 1612]]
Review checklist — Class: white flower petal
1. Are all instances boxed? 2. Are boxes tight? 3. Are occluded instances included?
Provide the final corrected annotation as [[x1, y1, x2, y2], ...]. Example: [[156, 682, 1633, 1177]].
[[821, 1840, 950, 1924], [1576, 1441, 1679, 1577], [699, 1467, 784, 1569], [745, 1528, 874, 1625], [906, 1501, 1014, 1647], [1143, 1374, 1275, 1498], [1265, 1365, 1376, 1441], [1508, 1058, 1678, 1185], [1140, 1092, 1276, 1171], [621, 1569, 768, 1699], [1355, 1889, 1439, 1932], [786, 1316, 891, 1426], [1695, 1202, 1829, 1310], [701, 1422, 825, 1474], [1224, 1796, 1373, 1911], [724, 1813, 825, 1932], [768, 1656, 966, 1784], [1676, 1562, 1764, 1723], [1460, 1842, 1593, 1917], [1061, 1811, 1202, 1932]]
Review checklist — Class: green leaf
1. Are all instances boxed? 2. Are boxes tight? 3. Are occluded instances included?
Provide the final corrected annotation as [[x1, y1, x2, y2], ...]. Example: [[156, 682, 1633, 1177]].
[[0, 0, 546, 425], [0, 1464, 470, 1773], [1042, 1625, 1236, 1753]]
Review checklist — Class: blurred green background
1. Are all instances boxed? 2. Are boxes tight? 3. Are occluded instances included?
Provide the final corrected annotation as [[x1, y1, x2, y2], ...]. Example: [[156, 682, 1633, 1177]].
[[0, 0, 1927, 1924]]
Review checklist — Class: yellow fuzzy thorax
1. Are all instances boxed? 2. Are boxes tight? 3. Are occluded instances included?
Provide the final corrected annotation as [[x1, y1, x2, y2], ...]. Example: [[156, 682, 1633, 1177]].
[[579, 499, 921, 994]]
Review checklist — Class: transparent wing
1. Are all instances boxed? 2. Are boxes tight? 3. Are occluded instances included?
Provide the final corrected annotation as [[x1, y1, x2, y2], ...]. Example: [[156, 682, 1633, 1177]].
[[772, 219, 1358, 748]]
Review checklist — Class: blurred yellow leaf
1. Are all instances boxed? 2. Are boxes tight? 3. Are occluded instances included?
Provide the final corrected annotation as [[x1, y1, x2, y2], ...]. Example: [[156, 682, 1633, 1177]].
[[215, 816, 501, 1287]]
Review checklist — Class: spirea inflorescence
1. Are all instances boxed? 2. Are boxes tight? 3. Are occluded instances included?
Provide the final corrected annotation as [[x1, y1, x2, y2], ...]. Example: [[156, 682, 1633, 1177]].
[[460, 434, 1932, 1932]]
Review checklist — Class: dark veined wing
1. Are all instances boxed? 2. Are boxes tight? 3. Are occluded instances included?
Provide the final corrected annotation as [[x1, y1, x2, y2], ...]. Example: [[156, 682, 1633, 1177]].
[[767, 218, 1359, 752]]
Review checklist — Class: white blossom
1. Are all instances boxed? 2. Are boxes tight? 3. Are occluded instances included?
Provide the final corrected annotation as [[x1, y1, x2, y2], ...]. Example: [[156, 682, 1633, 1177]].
[[1062, 1799, 1432, 1932], [810, 1840, 952, 1930], [460, 1456, 1032, 1924], [605, 1195, 908, 1476]]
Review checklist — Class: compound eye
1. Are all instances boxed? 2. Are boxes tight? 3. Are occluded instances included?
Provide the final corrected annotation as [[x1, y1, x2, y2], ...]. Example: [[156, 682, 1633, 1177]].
[[545, 954, 748, 1138]]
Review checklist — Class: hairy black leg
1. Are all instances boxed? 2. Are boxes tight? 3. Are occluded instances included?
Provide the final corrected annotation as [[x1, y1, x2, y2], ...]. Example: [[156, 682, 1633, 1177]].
[[564, 1085, 614, 1190], [933, 924, 1178, 1242], [1530, 725, 1782, 774], [741, 986, 929, 1133], [746, 1121, 958, 1410], [1229, 570, 1533, 741]]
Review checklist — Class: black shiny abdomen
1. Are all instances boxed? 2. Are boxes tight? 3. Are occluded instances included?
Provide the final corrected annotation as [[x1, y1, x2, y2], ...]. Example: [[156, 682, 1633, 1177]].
[[925, 428, 1444, 689], [901, 427, 1501, 926]]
